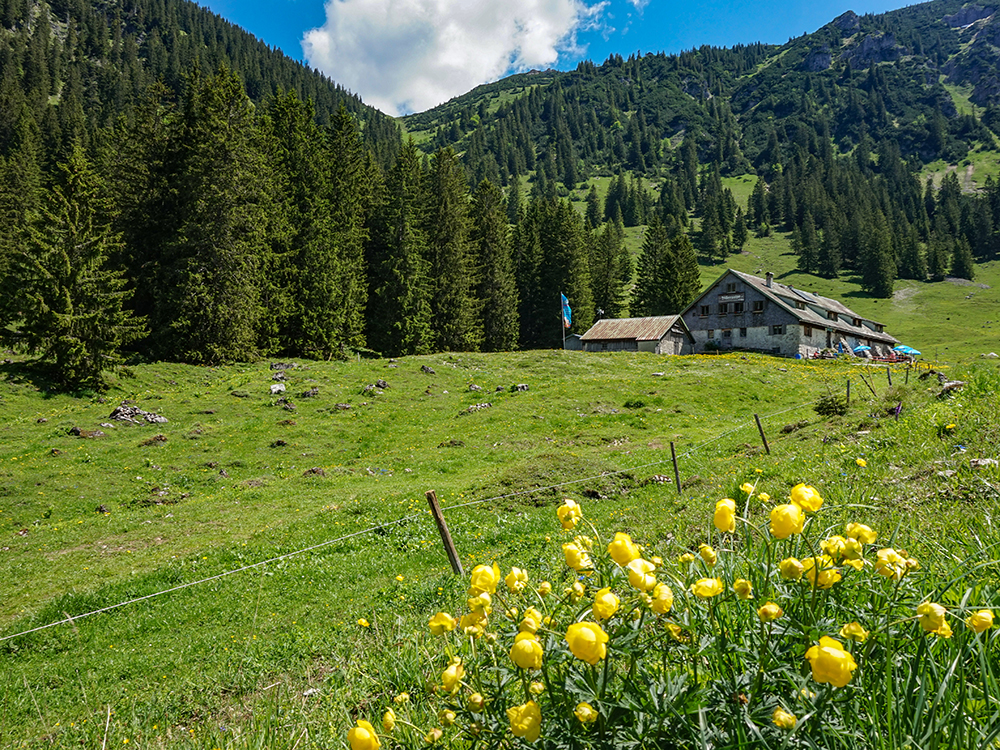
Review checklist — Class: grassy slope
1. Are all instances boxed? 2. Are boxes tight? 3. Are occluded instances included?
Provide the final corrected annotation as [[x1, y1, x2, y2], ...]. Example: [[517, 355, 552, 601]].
[[2, 352, 999, 747]]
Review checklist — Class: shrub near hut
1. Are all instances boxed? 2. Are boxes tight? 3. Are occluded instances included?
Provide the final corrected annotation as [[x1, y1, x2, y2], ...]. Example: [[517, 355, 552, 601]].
[[348, 481, 998, 749]]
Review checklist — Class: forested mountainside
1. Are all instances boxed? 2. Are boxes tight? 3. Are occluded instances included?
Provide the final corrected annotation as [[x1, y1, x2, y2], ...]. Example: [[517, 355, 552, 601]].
[[1, 0, 1000, 390], [0, 0, 401, 165]]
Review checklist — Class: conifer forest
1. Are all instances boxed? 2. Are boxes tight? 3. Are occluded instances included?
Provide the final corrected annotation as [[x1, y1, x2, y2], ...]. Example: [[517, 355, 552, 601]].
[[3, 0, 1000, 387]]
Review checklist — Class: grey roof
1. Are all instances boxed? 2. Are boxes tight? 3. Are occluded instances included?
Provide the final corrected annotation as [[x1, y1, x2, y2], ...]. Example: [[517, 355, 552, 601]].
[[580, 315, 687, 342], [729, 270, 898, 345]]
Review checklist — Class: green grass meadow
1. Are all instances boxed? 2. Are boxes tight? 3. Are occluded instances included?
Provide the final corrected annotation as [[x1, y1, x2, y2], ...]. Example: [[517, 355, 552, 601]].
[[2, 349, 999, 748]]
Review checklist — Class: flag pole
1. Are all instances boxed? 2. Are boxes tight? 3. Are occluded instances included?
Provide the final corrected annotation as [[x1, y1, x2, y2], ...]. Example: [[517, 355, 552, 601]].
[[560, 291, 566, 350]]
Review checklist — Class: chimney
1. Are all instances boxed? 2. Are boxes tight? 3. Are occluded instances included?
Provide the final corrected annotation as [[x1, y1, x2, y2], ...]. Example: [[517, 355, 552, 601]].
[[765, 272, 773, 288]]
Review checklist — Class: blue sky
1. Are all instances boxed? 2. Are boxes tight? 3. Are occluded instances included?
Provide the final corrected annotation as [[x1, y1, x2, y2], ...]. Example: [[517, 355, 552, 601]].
[[202, 0, 909, 116]]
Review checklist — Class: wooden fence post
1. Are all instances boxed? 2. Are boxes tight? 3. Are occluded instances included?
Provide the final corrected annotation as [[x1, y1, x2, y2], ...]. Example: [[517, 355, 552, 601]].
[[846, 379, 851, 406], [886, 366, 892, 386], [426, 490, 464, 576], [670, 442, 681, 495], [753, 414, 771, 455]]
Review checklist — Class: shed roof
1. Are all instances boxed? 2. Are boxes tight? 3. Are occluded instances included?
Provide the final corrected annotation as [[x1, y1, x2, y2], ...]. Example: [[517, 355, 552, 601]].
[[580, 316, 685, 342]]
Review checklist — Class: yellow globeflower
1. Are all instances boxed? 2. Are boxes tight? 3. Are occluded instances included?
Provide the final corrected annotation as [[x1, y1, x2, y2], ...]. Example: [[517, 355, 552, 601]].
[[739, 482, 755, 495], [846, 522, 877, 545], [565, 621, 609, 665], [650, 583, 674, 614], [770, 504, 805, 539], [772, 707, 796, 729], [459, 611, 487, 638], [529, 681, 545, 696], [607, 532, 641, 566], [733, 578, 754, 600], [537, 581, 552, 597], [468, 592, 491, 613], [468, 693, 485, 712], [520, 607, 543, 633], [347, 720, 381, 750], [563, 542, 593, 572], [592, 587, 620, 620], [569, 580, 586, 601], [505, 567, 528, 593], [790, 483, 823, 512], [678, 552, 696, 564], [690, 578, 725, 599], [439, 709, 456, 726], [557, 499, 582, 530], [802, 555, 841, 589], [507, 700, 542, 743], [966, 610, 994, 633], [510, 632, 544, 670], [874, 548, 908, 580], [839, 622, 869, 642], [382, 709, 395, 733], [805, 636, 857, 687], [428, 612, 457, 635], [917, 602, 947, 634], [424, 728, 443, 743], [574, 702, 599, 723], [820, 535, 847, 560], [714, 499, 736, 533], [855, 458, 867, 467], [758, 492, 771, 503], [626, 558, 658, 591], [699, 544, 718, 566], [441, 659, 465, 692], [779, 557, 804, 580], [357, 618, 370, 628], [468, 562, 501, 596], [757, 602, 783, 622]]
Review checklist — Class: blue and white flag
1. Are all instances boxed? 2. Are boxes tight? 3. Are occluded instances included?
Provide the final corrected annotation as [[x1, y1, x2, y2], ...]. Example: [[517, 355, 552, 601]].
[[561, 293, 572, 329]]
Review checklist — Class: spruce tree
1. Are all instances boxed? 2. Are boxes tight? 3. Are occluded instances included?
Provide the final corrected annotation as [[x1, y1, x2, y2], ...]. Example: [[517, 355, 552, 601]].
[[11, 144, 144, 389], [471, 180, 518, 351], [732, 206, 748, 251], [584, 184, 602, 229], [589, 221, 628, 320], [860, 218, 896, 298], [152, 68, 278, 363], [424, 147, 481, 352], [950, 236, 975, 280], [664, 233, 702, 314], [366, 139, 433, 357], [897, 227, 927, 281], [631, 218, 669, 317]]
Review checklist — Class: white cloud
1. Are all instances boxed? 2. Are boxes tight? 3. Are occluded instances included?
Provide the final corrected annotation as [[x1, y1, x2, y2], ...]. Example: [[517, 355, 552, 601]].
[[302, 0, 607, 116], [626, 0, 649, 10]]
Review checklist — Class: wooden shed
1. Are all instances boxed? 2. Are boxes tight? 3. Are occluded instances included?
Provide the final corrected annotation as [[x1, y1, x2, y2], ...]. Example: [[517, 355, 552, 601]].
[[579, 316, 695, 355]]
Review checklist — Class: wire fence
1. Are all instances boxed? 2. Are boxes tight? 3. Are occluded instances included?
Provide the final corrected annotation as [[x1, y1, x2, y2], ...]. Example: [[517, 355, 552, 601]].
[[1, 399, 818, 644]]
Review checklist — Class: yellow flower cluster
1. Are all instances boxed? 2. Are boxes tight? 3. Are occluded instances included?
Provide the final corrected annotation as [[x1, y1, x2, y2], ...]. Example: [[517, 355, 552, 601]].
[[358, 479, 997, 749]]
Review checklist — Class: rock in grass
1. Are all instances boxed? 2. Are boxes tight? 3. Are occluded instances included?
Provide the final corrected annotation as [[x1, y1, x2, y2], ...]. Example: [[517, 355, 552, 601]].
[[69, 427, 105, 438], [421, 365, 436, 374], [301, 387, 319, 398], [110, 403, 168, 424], [270, 383, 286, 395]]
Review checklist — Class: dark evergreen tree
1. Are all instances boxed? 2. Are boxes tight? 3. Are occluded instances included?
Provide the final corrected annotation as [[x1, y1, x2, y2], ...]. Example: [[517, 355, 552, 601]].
[[584, 184, 602, 229], [10, 144, 144, 388], [471, 180, 518, 351], [423, 147, 481, 351], [950, 235, 975, 280], [860, 217, 896, 298], [589, 221, 628, 320], [151, 68, 277, 363], [366, 140, 433, 357], [897, 226, 927, 280], [732, 206, 748, 251]]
